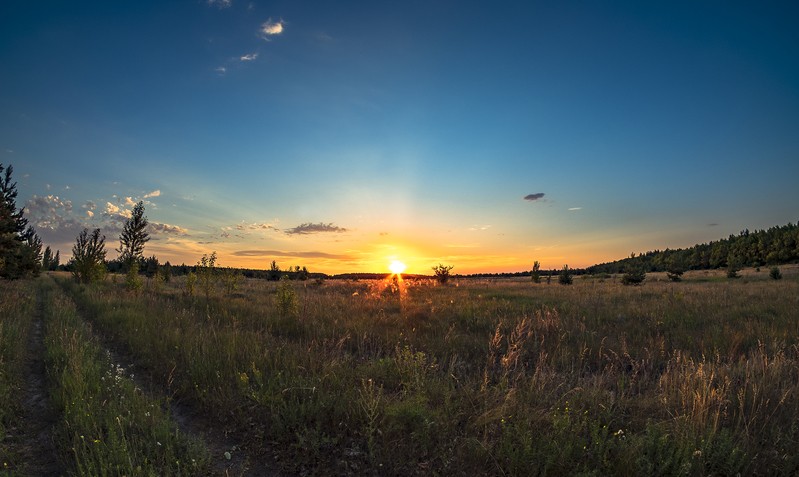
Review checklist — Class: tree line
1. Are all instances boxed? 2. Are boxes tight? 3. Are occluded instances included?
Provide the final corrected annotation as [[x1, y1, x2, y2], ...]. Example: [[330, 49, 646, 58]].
[[587, 222, 799, 275]]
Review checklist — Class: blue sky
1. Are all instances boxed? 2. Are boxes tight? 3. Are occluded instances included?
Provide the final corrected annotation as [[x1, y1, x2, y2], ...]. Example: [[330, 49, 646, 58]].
[[2, 1, 798, 274]]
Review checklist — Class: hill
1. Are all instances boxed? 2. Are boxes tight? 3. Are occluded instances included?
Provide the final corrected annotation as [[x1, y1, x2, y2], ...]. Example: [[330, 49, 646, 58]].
[[587, 221, 799, 275]]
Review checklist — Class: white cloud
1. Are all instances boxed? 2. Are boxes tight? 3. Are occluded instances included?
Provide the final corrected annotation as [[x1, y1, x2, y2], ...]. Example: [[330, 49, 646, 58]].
[[240, 53, 258, 61], [143, 190, 161, 198], [215, 66, 227, 75], [105, 202, 121, 215], [260, 19, 284, 38], [124, 196, 136, 206], [568, 207, 582, 211], [86, 210, 94, 218]]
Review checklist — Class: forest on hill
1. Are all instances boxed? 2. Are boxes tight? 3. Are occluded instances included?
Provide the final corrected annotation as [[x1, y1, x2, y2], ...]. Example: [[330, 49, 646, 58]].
[[587, 222, 799, 275]]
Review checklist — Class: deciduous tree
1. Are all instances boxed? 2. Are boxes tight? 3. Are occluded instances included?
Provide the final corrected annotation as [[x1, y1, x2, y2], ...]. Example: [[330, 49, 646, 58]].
[[72, 228, 107, 284]]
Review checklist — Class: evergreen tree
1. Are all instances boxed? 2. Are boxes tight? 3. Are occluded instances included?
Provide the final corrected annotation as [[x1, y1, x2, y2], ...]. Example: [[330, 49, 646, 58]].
[[53, 250, 60, 270], [117, 201, 149, 269], [42, 245, 53, 270], [0, 163, 42, 279], [558, 265, 573, 285]]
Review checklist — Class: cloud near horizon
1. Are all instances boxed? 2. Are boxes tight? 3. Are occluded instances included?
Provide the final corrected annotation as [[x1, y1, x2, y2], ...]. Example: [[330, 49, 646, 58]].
[[285, 222, 348, 235], [232, 250, 352, 259], [524, 193, 545, 201], [143, 190, 161, 198]]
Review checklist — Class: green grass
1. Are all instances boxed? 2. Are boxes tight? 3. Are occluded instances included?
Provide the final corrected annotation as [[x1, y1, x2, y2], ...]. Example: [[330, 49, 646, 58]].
[[41, 278, 211, 476], [45, 267, 799, 475]]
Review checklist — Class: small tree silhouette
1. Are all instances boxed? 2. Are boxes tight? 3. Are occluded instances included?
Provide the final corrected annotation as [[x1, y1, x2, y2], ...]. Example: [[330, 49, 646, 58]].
[[432, 264, 454, 284], [558, 265, 573, 285], [531, 260, 541, 283]]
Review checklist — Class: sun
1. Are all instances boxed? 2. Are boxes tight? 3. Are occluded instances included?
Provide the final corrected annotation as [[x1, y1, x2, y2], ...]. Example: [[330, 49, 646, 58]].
[[389, 260, 407, 275]]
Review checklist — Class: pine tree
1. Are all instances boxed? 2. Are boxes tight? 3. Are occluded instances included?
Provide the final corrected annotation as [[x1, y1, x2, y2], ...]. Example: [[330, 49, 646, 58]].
[[117, 201, 149, 269], [0, 163, 42, 279], [42, 245, 53, 271]]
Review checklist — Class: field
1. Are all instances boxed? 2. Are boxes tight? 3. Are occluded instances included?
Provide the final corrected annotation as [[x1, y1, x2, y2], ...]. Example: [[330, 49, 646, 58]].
[[2, 267, 799, 476]]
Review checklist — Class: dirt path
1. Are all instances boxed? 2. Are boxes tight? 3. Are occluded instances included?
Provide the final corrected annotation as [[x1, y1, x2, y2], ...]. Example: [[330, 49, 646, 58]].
[[56, 281, 281, 476], [8, 282, 62, 476]]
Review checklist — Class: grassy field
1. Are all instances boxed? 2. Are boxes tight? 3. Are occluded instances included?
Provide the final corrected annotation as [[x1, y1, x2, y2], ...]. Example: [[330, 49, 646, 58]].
[[2, 266, 798, 475]]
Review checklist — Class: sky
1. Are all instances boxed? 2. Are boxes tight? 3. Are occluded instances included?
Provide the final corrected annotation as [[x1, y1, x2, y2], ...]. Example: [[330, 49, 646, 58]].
[[2, 1, 798, 275]]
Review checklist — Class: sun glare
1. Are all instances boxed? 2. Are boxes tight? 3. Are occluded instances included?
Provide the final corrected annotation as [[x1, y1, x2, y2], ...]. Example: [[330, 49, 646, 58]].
[[389, 260, 407, 275]]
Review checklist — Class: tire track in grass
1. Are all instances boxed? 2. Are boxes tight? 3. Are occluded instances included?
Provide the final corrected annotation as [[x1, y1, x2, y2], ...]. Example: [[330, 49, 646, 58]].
[[56, 279, 281, 476], [98, 334, 279, 476], [9, 279, 61, 475]]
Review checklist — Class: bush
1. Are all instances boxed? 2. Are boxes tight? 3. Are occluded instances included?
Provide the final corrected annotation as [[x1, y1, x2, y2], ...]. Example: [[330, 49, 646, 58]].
[[621, 267, 646, 286], [276, 276, 299, 317], [125, 261, 143, 292], [71, 228, 107, 284], [769, 267, 782, 280]]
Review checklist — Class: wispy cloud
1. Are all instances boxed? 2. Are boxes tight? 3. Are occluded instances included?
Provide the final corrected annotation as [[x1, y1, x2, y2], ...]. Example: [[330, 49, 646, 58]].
[[469, 225, 492, 231], [233, 250, 352, 259], [239, 52, 258, 61], [207, 0, 232, 9], [524, 193, 545, 202], [285, 222, 348, 235], [143, 190, 161, 198], [235, 222, 279, 231], [215, 66, 227, 75], [568, 207, 582, 211], [260, 19, 284, 38]]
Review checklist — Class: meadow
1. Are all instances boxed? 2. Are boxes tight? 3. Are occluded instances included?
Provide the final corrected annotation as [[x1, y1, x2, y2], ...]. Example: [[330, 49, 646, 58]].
[[2, 266, 798, 475]]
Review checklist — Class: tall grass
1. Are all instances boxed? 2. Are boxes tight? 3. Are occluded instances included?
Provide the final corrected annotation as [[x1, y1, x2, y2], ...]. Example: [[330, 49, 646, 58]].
[[41, 279, 210, 475], [55, 269, 799, 475], [0, 280, 35, 472]]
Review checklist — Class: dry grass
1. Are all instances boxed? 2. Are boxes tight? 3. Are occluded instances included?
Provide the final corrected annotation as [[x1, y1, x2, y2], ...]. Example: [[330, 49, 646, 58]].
[[36, 267, 799, 475]]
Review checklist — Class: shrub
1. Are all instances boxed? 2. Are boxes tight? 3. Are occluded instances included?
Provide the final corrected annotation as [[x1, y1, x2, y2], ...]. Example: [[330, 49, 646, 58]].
[[125, 261, 143, 292], [769, 267, 782, 280], [621, 267, 646, 286], [71, 228, 107, 284], [276, 276, 299, 317]]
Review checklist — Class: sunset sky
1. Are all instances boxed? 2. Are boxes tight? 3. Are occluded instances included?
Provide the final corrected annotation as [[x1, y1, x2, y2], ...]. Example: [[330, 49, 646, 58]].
[[2, 1, 798, 274]]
